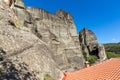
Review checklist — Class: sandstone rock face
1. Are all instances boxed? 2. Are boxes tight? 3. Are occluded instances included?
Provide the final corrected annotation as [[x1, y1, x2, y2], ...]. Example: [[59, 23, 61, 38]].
[[0, 5, 61, 80], [15, 0, 25, 8], [0, 59, 39, 80], [25, 8, 85, 71], [0, 0, 85, 79], [14, 1, 85, 71], [79, 28, 107, 61], [98, 44, 107, 61]]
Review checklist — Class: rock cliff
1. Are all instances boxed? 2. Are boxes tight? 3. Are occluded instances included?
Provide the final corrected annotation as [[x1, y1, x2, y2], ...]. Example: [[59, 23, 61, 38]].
[[13, 0, 84, 71], [0, 0, 85, 79], [0, 5, 62, 79], [79, 28, 107, 61], [25, 8, 85, 71]]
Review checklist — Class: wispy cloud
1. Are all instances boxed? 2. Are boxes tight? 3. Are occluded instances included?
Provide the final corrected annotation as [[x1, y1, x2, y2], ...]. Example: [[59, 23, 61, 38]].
[[112, 38, 117, 41], [111, 38, 119, 43]]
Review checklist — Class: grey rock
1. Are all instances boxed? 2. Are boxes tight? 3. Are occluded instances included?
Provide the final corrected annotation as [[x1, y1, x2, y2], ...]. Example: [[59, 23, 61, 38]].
[[98, 44, 107, 61], [0, 0, 85, 79], [79, 28, 107, 61], [0, 6, 61, 80], [0, 48, 6, 61], [0, 59, 39, 80], [14, 0, 25, 9], [25, 7, 85, 71]]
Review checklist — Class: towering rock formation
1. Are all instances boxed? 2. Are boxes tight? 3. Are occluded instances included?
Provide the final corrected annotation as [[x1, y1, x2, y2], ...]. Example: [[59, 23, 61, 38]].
[[15, 0, 85, 71], [0, 5, 62, 80], [25, 8, 85, 71], [79, 28, 107, 61], [0, 0, 85, 79]]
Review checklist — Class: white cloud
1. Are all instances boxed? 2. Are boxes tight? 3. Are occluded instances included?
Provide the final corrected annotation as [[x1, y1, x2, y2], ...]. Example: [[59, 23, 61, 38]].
[[111, 38, 119, 43], [112, 38, 116, 41]]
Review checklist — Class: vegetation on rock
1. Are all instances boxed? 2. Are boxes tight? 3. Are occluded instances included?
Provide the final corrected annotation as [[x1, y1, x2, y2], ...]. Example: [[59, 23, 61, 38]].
[[87, 55, 97, 64], [82, 50, 97, 64], [44, 74, 55, 80]]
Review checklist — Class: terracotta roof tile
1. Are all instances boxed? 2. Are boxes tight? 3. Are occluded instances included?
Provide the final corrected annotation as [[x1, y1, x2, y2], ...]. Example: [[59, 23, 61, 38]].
[[62, 58, 120, 80]]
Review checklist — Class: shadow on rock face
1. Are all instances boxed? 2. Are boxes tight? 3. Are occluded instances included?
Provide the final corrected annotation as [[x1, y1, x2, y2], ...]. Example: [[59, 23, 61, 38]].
[[0, 48, 6, 61], [0, 59, 39, 80]]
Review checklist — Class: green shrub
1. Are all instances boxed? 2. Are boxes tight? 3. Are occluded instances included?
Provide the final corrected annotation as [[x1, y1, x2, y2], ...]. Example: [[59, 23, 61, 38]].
[[82, 50, 87, 61], [87, 55, 97, 64], [82, 50, 98, 64], [44, 74, 55, 80], [106, 52, 120, 59]]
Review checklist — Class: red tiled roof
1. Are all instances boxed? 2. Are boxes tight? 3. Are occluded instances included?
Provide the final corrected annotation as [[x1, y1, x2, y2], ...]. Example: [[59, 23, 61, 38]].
[[62, 58, 120, 80]]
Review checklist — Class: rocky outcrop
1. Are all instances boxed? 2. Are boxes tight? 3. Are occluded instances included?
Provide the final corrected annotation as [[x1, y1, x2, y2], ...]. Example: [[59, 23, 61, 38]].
[[98, 44, 107, 61], [0, 0, 85, 79], [0, 59, 38, 80], [14, 1, 85, 71], [26, 8, 85, 71], [79, 28, 107, 61], [0, 3, 61, 80]]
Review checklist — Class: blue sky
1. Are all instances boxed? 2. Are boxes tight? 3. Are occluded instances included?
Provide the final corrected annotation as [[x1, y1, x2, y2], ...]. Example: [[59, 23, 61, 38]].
[[23, 0, 120, 43]]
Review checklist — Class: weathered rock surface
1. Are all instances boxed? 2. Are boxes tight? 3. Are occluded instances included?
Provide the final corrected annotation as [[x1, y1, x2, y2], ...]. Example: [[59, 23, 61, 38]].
[[0, 0, 85, 79], [0, 59, 38, 80], [79, 28, 107, 61], [98, 44, 107, 61], [0, 4, 61, 80], [14, 1, 85, 71], [25, 8, 85, 71]]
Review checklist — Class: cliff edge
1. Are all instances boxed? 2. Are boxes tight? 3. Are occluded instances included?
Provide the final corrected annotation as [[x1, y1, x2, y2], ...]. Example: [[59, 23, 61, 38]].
[[0, 0, 85, 79]]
